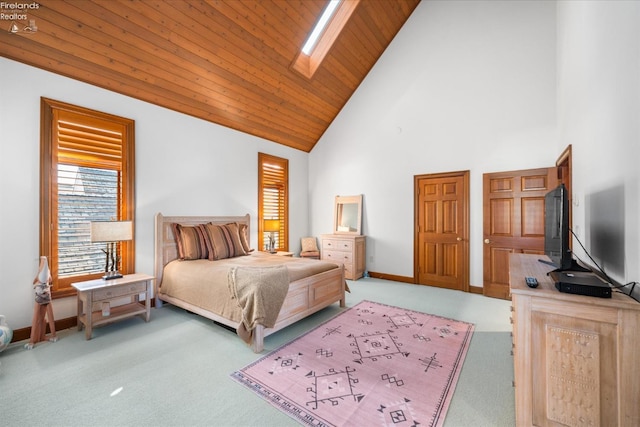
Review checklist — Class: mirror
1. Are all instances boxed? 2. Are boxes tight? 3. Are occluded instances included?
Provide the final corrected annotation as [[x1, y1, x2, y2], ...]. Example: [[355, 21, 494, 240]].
[[334, 195, 363, 235]]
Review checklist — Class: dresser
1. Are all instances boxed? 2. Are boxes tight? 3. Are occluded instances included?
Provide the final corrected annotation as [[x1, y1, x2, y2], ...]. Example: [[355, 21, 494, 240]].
[[321, 234, 366, 280], [509, 254, 640, 426]]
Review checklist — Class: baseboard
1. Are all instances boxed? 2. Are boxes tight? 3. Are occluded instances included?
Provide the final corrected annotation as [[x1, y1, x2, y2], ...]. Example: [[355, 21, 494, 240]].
[[367, 272, 487, 297], [11, 299, 158, 343], [11, 315, 77, 343], [482, 283, 511, 300], [469, 285, 483, 295], [9, 285, 492, 344], [367, 271, 414, 284]]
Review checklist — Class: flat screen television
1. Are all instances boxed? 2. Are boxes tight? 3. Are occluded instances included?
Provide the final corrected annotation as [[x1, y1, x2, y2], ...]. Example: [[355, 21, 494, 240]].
[[544, 183, 573, 271]]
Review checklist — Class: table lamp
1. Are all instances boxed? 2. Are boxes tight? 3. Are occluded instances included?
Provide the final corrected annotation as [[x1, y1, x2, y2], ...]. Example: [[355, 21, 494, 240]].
[[263, 219, 280, 253], [90, 220, 133, 280]]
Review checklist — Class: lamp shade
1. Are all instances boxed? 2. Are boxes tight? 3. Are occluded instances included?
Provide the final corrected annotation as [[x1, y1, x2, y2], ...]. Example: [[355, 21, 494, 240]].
[[90, 221, 133, 243], [263, 219, 280, 233]]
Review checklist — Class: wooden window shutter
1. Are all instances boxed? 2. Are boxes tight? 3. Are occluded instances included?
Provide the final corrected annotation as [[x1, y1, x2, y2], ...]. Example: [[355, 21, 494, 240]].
[[258, 153, 288, 252], [55, 110, 124, 169], [41, 98, 135, 297]]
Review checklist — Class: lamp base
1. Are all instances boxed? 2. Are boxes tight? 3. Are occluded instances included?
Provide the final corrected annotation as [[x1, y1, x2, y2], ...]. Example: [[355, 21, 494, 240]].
[[103, 272, 123, 280]]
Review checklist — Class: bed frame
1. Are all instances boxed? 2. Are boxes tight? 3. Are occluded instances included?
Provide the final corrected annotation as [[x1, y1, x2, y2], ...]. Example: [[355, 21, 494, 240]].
[[154, 213, 346, 352]]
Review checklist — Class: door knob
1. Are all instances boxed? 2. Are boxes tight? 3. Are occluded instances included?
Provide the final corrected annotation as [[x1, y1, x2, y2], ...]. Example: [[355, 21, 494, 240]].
[[484, 239, 490, 244]]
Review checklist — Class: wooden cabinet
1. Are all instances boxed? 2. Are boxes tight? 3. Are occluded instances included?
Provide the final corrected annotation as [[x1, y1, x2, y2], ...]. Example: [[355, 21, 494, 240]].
[[509, 254, 640, 426], [321, 234, 366, 280]]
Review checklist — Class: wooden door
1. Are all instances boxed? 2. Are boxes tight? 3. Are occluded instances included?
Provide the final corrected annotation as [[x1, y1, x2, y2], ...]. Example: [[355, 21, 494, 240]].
[[482, 168, 558, 299], [415, 171, 469, 291]]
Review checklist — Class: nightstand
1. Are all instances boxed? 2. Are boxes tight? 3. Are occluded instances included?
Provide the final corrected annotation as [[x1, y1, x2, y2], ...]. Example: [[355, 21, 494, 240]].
[[71, 273, 154, 340], [262, 251, 294, 257], [275, 251, 294, 257]]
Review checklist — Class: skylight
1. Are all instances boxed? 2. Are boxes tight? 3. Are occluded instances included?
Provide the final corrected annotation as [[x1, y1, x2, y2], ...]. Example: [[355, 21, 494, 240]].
[[291, 0, 359, 79], [301, 0, 341, 55]]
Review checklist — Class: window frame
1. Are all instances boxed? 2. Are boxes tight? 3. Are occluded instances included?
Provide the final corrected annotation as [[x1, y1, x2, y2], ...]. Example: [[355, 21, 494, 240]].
[[40, 98, 135, 298], [258, 153, 288, 253]]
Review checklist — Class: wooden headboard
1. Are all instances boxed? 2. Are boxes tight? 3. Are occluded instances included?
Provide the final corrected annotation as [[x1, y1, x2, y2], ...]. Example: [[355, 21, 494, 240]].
[[154, 212, 250, 295]]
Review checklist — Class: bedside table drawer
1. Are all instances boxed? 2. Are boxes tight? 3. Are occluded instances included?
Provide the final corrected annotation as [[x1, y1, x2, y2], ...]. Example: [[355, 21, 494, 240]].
[[92, 281, 147, 301]]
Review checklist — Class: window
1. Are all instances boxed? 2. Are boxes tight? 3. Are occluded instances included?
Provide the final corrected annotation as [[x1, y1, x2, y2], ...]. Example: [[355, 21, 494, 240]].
[[40, 98, 135, 298], [301, 0, 341, 55], [258, 153, 288, 252], [291, 0, 360, 79]]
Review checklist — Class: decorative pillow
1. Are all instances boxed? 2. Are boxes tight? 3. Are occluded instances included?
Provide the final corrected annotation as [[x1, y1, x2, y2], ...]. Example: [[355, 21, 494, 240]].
[[301, 237, 319, 253], [172, 223, 209, 260], [204, 223, 247, 260], [237, 222, 253, 253]]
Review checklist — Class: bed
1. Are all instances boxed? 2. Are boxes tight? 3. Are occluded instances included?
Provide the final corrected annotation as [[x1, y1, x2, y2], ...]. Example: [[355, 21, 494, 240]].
[[154, 213, 346, 352]]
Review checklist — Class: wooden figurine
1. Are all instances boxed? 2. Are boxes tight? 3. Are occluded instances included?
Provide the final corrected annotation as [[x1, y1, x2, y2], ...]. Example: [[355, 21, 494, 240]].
[[25, 256, 58, 349]]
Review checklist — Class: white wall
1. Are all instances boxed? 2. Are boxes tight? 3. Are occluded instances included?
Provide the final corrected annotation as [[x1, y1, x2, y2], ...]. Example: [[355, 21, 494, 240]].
[[557, 0, 640, 287], [3, 0, 637, 332], [310, 0, 559, 284], [0, 58, 310, 329]]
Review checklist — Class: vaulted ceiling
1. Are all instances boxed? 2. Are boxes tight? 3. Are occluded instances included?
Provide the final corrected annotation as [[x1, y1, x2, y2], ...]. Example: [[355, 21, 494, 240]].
[[0, 0, 420, 152]]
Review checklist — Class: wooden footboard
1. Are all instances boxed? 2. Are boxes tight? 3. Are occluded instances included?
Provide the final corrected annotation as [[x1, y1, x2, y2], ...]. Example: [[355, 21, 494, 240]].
[[248, 265, 345, 352], [155, 213, 346, 353]]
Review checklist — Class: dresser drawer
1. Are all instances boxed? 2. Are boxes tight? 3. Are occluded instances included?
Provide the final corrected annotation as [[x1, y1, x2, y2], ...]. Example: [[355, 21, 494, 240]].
[[92, 281, 147, 301], [343, 263, 354, 278], [323, 250, 353, 263], [322, 239, 353, 252], [322, 252, 353, 277], [322, 239, 338, 251]]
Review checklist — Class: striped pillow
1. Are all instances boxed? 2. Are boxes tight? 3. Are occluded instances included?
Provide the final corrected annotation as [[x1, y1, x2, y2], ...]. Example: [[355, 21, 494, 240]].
[[238, 222, 253, 253], [172, 223, 209, 260], [204, 223, 247, 260]]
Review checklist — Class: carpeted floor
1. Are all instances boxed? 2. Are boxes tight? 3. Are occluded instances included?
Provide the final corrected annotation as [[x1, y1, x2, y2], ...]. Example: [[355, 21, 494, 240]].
[[0, 278, 515, 426]]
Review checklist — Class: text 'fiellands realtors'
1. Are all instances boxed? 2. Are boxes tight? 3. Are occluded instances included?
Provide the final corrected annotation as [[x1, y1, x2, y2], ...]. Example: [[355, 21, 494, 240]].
[[1, 2, 40, 21]]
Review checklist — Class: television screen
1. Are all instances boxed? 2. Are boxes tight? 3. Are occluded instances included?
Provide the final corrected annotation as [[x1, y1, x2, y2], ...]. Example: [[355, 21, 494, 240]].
[[544, 184, 572, 270]]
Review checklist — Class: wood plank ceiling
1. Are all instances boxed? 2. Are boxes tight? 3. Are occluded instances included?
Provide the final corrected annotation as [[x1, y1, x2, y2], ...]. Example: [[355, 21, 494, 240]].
[[0, 0, 420, 152]]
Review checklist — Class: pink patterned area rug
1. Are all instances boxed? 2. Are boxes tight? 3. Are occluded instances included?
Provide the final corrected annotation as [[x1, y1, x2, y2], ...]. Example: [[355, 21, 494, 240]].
[[231, 300, 475, 427]]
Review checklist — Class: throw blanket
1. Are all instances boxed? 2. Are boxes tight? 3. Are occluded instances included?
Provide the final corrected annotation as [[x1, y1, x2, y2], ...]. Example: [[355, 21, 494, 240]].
[[228, 265, 289, 344]]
